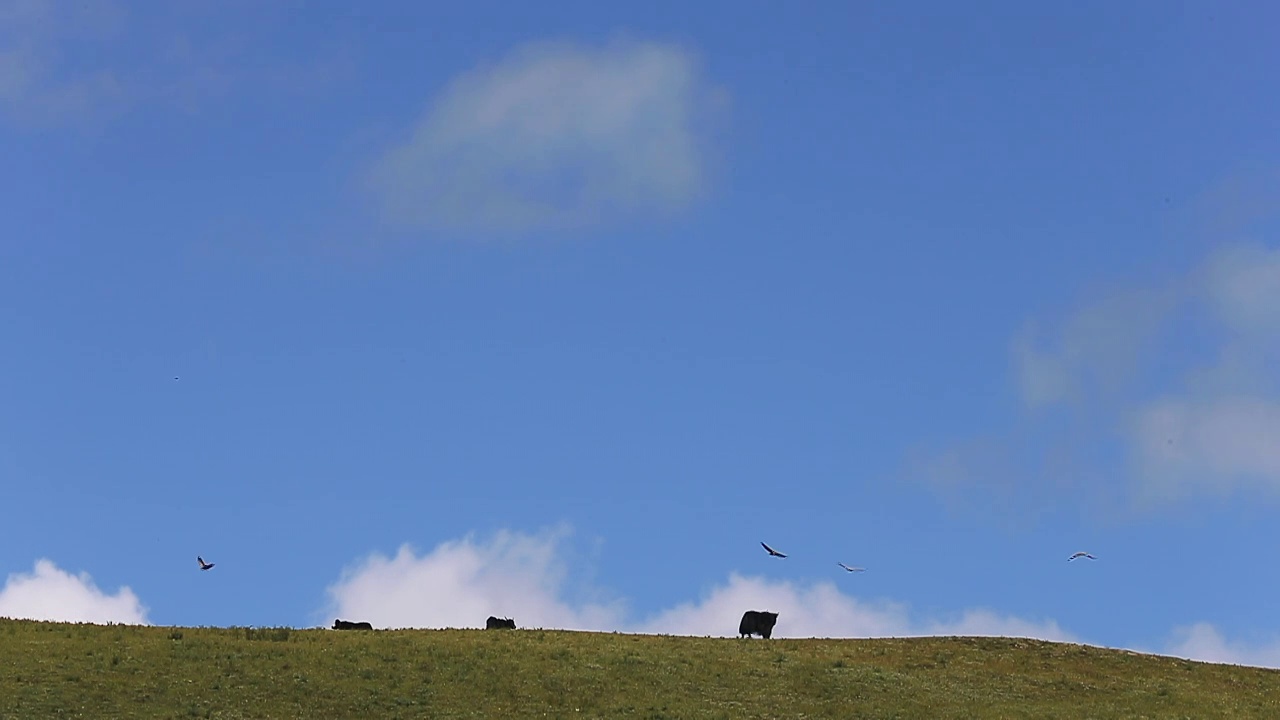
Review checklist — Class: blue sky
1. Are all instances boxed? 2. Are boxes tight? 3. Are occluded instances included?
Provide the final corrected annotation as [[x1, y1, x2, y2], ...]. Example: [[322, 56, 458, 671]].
[[3, 0, 1279, 665]]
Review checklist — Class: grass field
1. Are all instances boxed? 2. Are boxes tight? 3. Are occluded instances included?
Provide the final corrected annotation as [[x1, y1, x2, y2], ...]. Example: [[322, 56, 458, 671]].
[[2, 618, 1277, 719]]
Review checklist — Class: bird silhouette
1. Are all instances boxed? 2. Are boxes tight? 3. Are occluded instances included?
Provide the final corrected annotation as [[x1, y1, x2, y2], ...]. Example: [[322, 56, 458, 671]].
[[1068, 552, 1096, 561], [761, 542, 787, 558], [837, 562, 866, 573], [198, 556, 215, 571]]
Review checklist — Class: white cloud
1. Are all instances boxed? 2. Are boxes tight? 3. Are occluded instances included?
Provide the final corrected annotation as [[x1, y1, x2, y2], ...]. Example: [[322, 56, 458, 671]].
[[325, 528, 1071, 642], [1202, 242, 1280, 340], [331, 530, 1280, 670], [0, 1, 350, 128], [922, 238, 1280, 510], [1160, 622, 1280, 669], [367, 39, 722, 234], [1010, 336, 1073, 410], [0, 559, 149, 625], [1131, 395, 1280, 498], [639, 573, 1075, 641], [0, 0, 128, 125], [324, 527, 625, 631], [1124, 242, 1280, 501], [1010, 286, 1180, 411]]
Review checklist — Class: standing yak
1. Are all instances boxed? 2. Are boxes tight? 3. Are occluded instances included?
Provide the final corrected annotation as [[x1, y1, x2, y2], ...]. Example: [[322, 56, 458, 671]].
[[486, 616, 516, 630], [738, 610, 779, 639]]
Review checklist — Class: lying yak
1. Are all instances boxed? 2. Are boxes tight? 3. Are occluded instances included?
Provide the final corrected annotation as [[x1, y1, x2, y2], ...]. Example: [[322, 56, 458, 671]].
[[738, 610, 779, 639], [486, 616, 516, 630], [332, 619, 373, 630]]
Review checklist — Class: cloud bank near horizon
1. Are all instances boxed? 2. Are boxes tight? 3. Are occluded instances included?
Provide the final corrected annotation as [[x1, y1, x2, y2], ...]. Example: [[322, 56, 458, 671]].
[[3, 536, 1276, 670], [324, 528, 1280, 669], [1157, 622, 1280, 669], [0, 559, 149, 625], [327, 529, 1059, 638]]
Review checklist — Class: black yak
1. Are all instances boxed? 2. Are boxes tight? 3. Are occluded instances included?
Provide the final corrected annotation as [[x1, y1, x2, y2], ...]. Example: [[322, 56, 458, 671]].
[[332, 619, 373, 630], [739, 610, 779, 639], [486, 616, 516, 630]]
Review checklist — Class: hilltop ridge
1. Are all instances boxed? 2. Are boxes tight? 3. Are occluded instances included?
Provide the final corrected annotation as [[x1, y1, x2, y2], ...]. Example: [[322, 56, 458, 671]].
[[2, 619, 1277, 718]]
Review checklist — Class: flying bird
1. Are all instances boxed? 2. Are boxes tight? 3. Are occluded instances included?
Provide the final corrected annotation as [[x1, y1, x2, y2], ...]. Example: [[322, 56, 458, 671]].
[[837, 562, 866, 573], [761, 542, 787, 558], [1068, 552, 1096, 561], [198, 556, 215, 571]]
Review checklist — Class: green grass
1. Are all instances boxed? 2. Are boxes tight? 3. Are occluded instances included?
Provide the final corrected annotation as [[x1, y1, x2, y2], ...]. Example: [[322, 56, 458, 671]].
[[1, 618, 1277, 719]]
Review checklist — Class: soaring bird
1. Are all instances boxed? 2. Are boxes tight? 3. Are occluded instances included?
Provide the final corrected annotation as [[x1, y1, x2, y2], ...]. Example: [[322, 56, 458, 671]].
[[1068, 552, 1096, 561], [198, 556, 215, 571], [761, 542, 787, 558], [837, 562, 866, 573]]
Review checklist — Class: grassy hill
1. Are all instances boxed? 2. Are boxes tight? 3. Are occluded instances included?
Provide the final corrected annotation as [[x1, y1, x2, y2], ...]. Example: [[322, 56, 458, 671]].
[[2, 618, 1277, 719]]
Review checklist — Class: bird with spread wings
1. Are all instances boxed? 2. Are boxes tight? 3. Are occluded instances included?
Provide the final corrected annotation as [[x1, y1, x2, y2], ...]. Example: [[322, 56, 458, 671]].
[[760, 542, 787, 558]]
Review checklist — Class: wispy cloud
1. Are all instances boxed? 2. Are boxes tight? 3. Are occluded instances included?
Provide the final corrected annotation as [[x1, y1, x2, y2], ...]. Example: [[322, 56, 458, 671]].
[[366, 39, 724, 236], [1010, 285, 1181, 412], [0, 559, 149, 624], [324, 528, 1071, 641], [917, 233, 1280, 513], [1130, 395, 1280, 499], [1125, 242, 1280, 501], [0, 1, 351, 128], [1202, 242, 1280, 339], [0, 0, 127, 126]]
